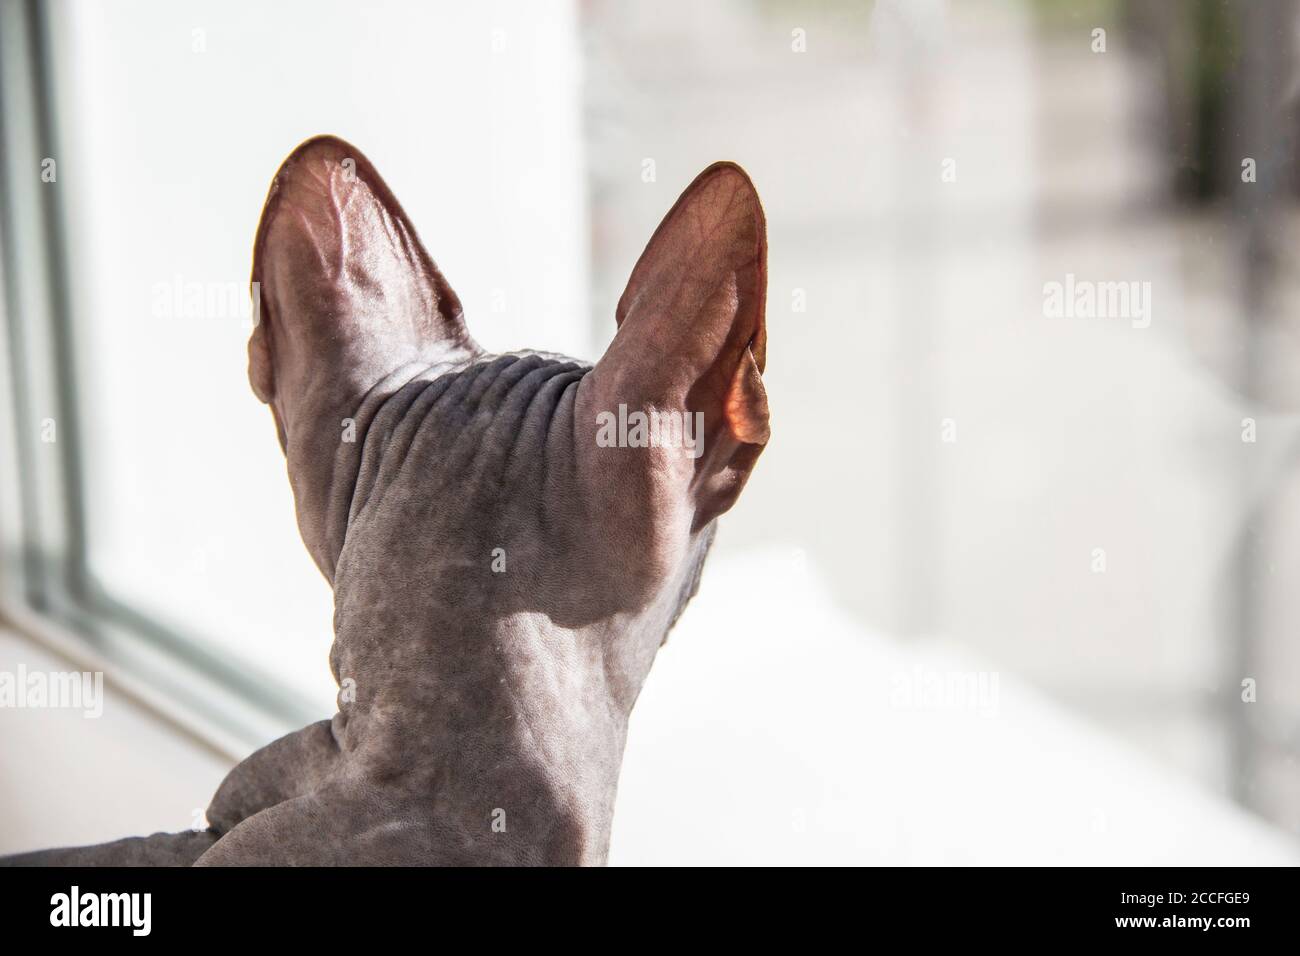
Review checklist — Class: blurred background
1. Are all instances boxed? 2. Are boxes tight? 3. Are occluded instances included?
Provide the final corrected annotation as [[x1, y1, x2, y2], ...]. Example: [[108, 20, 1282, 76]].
[[2, 0, 1299, 864]]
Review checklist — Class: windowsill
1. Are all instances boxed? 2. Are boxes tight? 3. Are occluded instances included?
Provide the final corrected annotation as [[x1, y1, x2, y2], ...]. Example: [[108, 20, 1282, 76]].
[[0, 595, 293, 763]]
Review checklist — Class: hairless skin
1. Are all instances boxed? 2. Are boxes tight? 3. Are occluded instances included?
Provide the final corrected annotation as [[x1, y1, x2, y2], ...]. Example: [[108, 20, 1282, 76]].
[[3, 136, 769, 866]]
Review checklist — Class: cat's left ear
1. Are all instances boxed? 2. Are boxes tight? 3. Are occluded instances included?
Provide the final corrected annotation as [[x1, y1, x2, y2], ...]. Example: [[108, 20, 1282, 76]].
[[248, 135, 477, 443], [247, 135, 478, 580]]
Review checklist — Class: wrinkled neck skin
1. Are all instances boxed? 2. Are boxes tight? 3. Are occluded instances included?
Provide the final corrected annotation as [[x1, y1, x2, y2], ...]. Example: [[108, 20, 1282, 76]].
[[278, 352, 706, 865]]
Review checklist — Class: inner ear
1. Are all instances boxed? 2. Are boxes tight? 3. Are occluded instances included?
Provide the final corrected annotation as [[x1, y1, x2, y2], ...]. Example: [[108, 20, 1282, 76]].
[[594, 161, 768, 450], [581, 161, 770, 528], [248, 135, 477, 431], [614, 162, 767, 379]]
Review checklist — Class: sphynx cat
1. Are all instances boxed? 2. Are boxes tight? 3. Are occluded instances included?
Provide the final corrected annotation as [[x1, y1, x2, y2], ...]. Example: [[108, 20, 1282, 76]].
[[2, 135, 769, 865]]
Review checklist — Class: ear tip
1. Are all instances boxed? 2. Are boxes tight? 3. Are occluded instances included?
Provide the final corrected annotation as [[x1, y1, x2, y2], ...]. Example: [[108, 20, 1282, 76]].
[[699, 160, 755, 183], [281, 133, 365, 168], [267, 134, 375, 201], [687, 162, 767, 250], [252, 134, 376, 283], [693, 161, 763, 207]]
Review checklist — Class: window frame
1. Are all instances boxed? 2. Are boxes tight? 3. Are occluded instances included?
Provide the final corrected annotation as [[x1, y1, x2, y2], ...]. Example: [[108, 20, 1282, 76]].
[[0, 0, 316, 757]]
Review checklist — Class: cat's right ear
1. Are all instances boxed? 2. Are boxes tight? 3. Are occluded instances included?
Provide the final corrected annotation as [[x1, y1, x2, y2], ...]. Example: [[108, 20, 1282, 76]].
[[583, 162, 769, 528]]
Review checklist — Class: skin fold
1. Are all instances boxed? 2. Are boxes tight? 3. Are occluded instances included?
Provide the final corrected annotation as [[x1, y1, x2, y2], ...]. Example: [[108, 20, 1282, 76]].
[[2, 136, 769, 866]]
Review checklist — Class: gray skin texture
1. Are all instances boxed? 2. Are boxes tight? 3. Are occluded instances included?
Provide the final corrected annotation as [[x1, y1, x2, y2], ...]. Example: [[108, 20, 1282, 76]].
[[2, 136, 769, 866]]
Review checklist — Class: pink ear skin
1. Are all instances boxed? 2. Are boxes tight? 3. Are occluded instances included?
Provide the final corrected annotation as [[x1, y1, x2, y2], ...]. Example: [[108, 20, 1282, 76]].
[[585, 161, 770, 530], [726, 347, 770, 445], [247, 135, 477, 447], [246, 135, 479, 578]]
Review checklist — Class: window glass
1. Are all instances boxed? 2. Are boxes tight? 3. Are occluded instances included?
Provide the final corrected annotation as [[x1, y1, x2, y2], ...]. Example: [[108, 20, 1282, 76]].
[[45, 0, 588, 712]]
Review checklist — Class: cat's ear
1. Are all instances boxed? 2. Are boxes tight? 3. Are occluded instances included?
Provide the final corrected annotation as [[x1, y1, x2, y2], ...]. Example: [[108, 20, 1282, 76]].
[[247, 135, 479, 580], [585, 162, 769, 525], [248, 135, 477, 443]]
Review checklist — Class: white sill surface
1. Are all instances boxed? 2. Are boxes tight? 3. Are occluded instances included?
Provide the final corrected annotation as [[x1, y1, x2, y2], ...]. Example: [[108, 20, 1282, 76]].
[[611, 549, 1300, 865], [3, 547, 1295, 864], [0, 627, 232, 856]]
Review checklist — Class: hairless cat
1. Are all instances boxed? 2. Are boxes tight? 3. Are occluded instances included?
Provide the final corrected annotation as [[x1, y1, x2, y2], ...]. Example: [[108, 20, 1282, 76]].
[[2, 135, 769, 865]]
